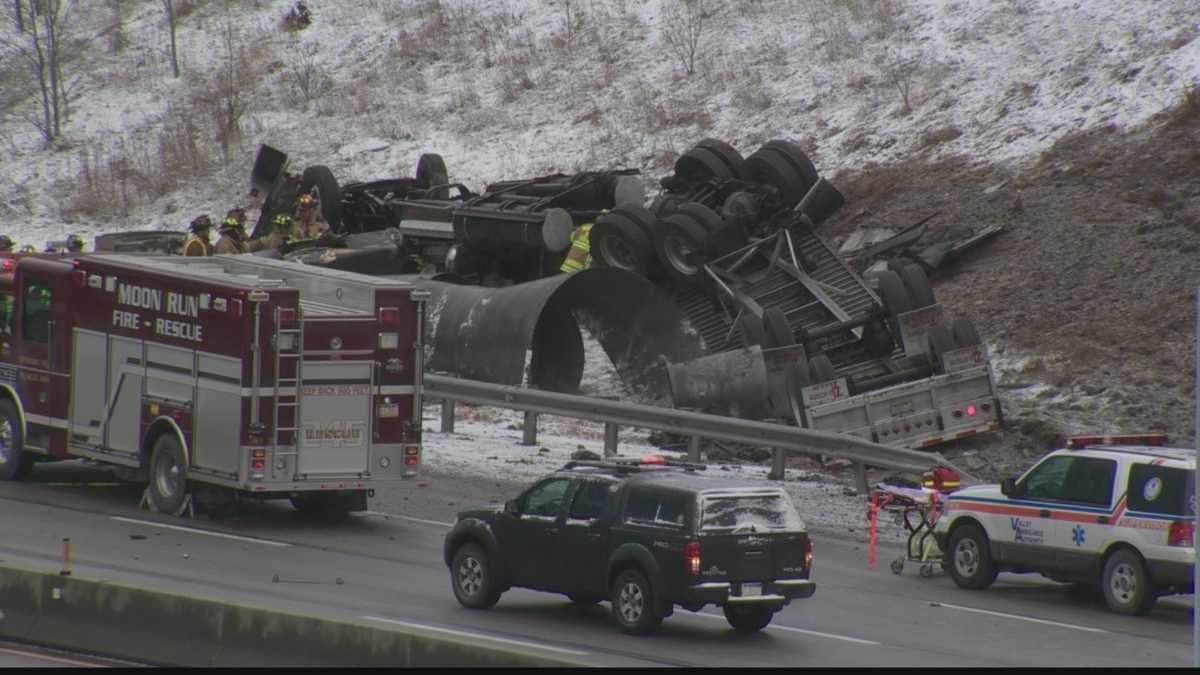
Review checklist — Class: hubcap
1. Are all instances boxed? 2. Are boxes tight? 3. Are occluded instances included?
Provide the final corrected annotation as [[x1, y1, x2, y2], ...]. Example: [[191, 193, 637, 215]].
[[1110, 562, 1136, 605], [664, 235, 698, 276], [599, 235, 636, 271], [458, 556, 483, 597], [954, 538, 979, 577], [0, 419, 11, 467], [155, 451, 179, 499], [618, 581, 644, 623]]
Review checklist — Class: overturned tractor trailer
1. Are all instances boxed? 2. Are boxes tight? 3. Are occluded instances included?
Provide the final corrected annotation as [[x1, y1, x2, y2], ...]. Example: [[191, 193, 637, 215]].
[[0, 252, 428, 515]]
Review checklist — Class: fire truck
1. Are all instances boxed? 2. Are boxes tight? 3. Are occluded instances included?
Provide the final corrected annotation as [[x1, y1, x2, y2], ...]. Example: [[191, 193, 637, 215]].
[[0, 252, 428, 515]]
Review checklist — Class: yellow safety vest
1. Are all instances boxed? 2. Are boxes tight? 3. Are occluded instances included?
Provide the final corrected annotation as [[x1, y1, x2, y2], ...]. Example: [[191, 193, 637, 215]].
[[559, 223, 593, 273]]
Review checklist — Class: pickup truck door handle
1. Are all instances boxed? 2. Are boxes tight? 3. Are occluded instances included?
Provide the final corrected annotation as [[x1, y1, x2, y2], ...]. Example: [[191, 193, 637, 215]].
[[1097, 516, 1109, 524], [1039, 509, 1051, 518]]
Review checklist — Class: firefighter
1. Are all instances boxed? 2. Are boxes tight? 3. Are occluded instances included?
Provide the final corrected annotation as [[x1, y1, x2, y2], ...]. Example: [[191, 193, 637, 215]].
[[293, 192, 329, 240], [273, 213, 298, 244], [216, 208, 284, 254], [65, 235, 84, 253], [559, 221, 594, 273], [0, 236, 14, 252], [182, 215, 214, 256]]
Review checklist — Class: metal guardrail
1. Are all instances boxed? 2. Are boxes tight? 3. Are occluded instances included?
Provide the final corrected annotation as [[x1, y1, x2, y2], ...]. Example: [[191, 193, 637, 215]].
[[423, 374, 977, 484]]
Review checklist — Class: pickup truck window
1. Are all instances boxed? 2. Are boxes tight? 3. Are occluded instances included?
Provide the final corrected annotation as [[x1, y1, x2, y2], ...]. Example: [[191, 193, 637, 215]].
[[22, 281, 52, 343], [568, 480, 611, 521], [1127, 464, 1196, 516], [521, 478, 570, 517], [699, 492, 804, 532], [624, 491, 686, 528]]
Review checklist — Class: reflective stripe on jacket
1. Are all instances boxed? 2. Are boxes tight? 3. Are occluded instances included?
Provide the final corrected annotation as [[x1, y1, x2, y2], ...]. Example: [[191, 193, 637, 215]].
[[182, 236, 212, 257], [559, 223, 593, 273]]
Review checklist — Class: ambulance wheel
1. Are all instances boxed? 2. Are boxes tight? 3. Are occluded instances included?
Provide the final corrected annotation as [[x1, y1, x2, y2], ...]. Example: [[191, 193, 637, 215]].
[[0, 400, 31, 482], [890, 558, 904, 575], [148, 434, 188, 514], [1101, 549, 1157, 616], [946, 523, 997, 590]]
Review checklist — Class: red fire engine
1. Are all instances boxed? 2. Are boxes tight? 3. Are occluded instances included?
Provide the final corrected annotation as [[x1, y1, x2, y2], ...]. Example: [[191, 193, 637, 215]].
[[0, 252, 428, 515]]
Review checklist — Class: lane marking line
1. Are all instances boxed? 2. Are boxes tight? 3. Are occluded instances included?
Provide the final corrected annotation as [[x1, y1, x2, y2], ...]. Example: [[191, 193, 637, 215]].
[[0, 645, 102, 667], [361, 616, 590, 656], [360, 510, 454, 527], [690, 611, 882, 645], [110, 517, 291, 547], [929, 601, 1108, 633]]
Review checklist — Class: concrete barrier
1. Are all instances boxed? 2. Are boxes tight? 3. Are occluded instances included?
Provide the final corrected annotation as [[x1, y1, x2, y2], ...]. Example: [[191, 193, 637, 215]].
[[0, 563, 586, 667]]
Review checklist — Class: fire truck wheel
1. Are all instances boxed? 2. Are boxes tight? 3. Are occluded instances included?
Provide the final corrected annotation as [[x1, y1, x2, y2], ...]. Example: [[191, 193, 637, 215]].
[[951, 318, 982, 349], [946, 523, 997, 590], [926, 325, 958, 375], [0, 400, 31, 482], [762, 306, 794, 349], [1101, 549, 1157, 616], [451, 543, 503, 609], [148, 434, 188, 514], [301, 165, 343, 231], [808, 354, 837, 384], [897, 262, 936, 308]]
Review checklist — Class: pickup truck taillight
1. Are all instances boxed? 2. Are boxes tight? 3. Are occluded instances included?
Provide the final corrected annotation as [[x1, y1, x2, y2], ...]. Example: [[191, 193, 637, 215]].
[[1168, 520, 1195, 547], [804, 539, 814, 573], [684, 541, 701, 576]]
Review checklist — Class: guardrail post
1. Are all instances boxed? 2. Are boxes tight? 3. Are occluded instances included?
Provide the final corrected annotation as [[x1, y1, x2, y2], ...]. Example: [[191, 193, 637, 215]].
[[854, 462, 870, 495], [440, 399, 455, 434], [688, 435, 701, 463], [604, 423, 619, 458], [522, 411, 538, 446], [769, 448, 785, 481]]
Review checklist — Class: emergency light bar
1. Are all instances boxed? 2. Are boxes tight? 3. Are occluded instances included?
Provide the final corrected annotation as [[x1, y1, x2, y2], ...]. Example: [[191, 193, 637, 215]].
[[1066, 433, 1168, 450]]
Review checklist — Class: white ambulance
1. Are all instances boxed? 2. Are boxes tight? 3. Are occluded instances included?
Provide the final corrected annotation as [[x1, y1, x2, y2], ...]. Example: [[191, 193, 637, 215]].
[[933, 434, 1195, 615]]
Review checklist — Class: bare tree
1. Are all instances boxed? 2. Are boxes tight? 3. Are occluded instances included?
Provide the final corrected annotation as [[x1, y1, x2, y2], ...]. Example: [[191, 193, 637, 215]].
[[210, 11, 248, 162], [106, 0, 125, 54], [661, 0, 712, 76], [285, 42, 331, 104], [163, 0, 179, 77], [13, 0, 21, 32], [2, 0, 82, 145]]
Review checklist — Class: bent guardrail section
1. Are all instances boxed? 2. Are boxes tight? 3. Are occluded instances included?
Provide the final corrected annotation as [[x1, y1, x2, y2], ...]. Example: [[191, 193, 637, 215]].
[[423, 374, 977, 483]]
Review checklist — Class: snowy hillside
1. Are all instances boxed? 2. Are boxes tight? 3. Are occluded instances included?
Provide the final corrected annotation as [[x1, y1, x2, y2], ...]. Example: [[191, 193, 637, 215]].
[[1, 0, 1196, 247]]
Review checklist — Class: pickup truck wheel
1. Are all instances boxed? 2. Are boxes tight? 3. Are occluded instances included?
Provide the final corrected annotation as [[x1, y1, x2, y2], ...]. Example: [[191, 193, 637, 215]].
[[148, 434, 188, 514], [897, 262, 935, 308], [452, 543, 502, 609], [592, 212, 654, 276], [1101, 549, 1157, 616], [946, 523, 998, 590], [301, 165, 342, 231], [611, 569, 662, 635], [0, 400, 31, 482], [723, 604, 775, 632], [762, 306, 794, 349]]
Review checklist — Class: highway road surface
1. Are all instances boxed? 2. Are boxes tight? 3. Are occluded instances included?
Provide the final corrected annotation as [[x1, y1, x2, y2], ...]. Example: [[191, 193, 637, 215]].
[[0, 461, 1193, 667]]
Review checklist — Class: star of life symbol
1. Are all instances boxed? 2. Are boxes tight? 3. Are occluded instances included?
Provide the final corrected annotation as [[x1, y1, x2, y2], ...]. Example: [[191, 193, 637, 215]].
[[1071, 524, 1086, 546]]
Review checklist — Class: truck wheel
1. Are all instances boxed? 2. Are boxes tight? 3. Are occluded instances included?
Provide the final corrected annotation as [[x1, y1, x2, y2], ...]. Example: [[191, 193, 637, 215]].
[[761, 139, 819, 194], [674, 145, 735, 182], [946, 523, 998, 590], [738, 312, 765, 347], [0, 400, 30, 482], [148, 434, 188, 514], [416, 153, 449, 199], [762, 306, 794, 349], [675, 202, 724, 234], [897, 262, 935, 308], [592, 211, 654, 276], [723, 604, 774, 632], [785, 357, 811, 427], [451, 543, 503, 609], [809, 354, 837, 384], [695, 138, 745, 177], [743, 146, 806, 207], [301, 165, 343, 231], [650, 193, 683, 217], [951, 318, 982, 349], [862, 318, 896, 358], [654, 213, 710, 285], [926, 325, 958, 374], [611, 202, 658, 239], [611, 569, 663, 635], [875, 270, 913, 320], [1101, 549, 1157, 616]]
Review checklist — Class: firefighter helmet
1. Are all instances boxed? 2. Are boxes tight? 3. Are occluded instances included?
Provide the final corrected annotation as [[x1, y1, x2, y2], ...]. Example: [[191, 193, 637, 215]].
[[190, 214, 213, 232], [273, 213, 293, 228], [65, 234, 84, 252], [298, 194, 316, 208], [225, 207, 246, 224], [0, 235, 14, 252]]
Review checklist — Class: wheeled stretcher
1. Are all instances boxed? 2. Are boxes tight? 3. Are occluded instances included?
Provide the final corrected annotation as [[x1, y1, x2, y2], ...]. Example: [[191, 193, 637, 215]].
[[867, 483, 945, 578]]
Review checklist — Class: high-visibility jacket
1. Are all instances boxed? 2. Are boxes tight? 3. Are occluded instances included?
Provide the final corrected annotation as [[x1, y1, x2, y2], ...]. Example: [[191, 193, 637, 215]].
[[182, 236, 212, 257], [559, 223, 593, 273]]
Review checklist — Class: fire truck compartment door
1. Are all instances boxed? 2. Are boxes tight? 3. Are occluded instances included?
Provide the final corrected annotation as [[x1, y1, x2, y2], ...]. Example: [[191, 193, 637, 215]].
[[297, 361, 372, 476], [70, 329, 108, 446], [105, 335, 144, 458]]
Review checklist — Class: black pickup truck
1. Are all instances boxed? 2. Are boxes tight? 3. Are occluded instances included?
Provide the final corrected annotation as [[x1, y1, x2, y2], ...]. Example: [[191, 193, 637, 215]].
[[443, 457, 816, 635]]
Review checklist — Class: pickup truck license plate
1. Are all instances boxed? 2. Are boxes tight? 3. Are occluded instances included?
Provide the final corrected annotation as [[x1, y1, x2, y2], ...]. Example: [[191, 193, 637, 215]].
[[741, 583, 761, 597]]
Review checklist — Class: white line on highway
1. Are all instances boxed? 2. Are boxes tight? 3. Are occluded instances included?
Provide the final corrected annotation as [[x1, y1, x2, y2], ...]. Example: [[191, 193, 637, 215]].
[[360, 616, 589, 656], [110, 517, 291, 547], [690, 612, 882, 645], [359, 510, 454, 527], [929, 601, 1108, 633]]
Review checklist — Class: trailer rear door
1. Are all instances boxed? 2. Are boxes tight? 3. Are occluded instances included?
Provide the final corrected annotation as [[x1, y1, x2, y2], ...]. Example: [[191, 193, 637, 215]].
[[296, 360, 372, 476]]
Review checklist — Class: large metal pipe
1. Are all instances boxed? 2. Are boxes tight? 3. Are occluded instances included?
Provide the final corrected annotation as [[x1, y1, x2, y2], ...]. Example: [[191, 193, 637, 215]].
[[388, 268, 702, 402]]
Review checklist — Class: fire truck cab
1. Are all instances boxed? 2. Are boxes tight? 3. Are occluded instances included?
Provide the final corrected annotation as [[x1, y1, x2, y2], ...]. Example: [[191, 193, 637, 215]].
[[0, 252, 428, 515]]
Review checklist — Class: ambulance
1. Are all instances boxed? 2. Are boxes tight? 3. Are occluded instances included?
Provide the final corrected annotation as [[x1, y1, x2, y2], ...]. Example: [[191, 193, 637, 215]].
[[0, 252, 429, 515], [933, 434, 1195, 615]]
